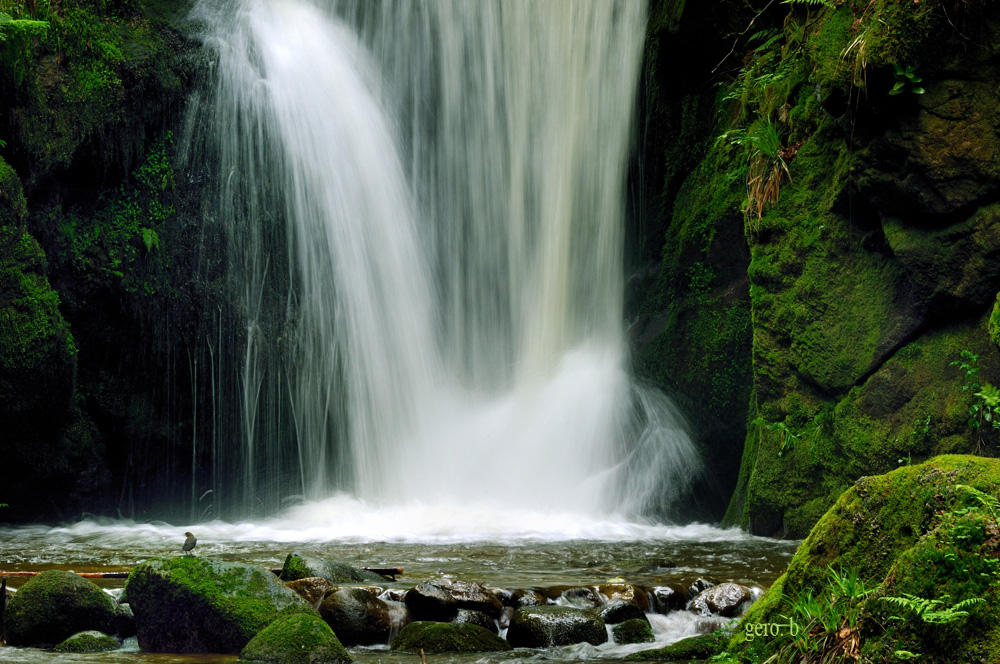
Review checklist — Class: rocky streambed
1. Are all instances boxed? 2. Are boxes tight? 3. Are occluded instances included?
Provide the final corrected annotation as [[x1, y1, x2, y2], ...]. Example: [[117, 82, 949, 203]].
[[0, 528, 796, 663]]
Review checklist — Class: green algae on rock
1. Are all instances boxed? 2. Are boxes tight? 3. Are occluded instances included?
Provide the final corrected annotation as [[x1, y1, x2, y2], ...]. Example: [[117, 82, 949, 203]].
[[240, 613, 351, 664], [125, 556, 315, 653], [390, 622, 511, 654], [612, 618, 655, 645], [625, 632, 726, 661], [3, 570, 116, 647], [53, 630, 119, 653]]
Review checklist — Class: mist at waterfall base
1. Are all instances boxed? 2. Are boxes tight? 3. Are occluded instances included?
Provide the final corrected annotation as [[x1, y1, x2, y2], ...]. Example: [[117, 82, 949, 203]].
[[149, 0, 707, 533]]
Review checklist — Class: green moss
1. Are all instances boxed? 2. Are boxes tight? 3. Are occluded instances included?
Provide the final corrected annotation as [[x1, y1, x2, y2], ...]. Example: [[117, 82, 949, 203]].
[[3, 570, 116, 646], [54, 631, 119, 653], [612, 619, 654, 645], [125, 556, 315, 653], [990, 294, 1000, 349], [625, 632, 726, 661], [730, 456, 1000, 663], [240, 613, 351, 664], [390, 622, 511, 654]]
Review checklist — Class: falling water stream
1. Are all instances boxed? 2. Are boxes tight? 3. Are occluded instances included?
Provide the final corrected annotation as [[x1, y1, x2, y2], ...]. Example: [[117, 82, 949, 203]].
[[0, 2, 800, 662]]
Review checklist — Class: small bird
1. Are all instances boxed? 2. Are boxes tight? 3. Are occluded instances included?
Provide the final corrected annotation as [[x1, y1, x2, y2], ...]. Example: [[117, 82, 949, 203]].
[[182, 532, 197, 554]]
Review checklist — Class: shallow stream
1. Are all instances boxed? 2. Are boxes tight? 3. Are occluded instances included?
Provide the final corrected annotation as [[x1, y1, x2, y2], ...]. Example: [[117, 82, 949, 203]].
[[0, 501, 797, 663]]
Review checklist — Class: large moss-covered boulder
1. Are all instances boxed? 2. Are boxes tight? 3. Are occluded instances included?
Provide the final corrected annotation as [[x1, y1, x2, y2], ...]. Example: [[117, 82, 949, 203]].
[[505, 606, 607, 648], [53, 630, 119, 653], [3, 570, 116, 646], [612, 619, 655, 645], [625, 632, 725, 661], [240, 613, 351, 664], [390, 621, 511, 654], [279, 553, 386, 584], [731, 456, 1000, 663], [125, 556, 314, 653]]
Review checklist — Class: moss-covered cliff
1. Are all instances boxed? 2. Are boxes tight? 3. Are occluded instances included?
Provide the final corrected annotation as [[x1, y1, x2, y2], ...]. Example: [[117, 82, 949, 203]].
[[635, 0, 1000, 536]]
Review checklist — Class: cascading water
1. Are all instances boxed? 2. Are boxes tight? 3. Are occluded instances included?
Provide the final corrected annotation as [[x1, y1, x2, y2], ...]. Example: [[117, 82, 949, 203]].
[[189, 0, 703, 521]]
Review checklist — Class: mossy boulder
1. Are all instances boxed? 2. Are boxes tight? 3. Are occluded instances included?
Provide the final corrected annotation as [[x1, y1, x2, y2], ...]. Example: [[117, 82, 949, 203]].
[[240, 613, 351, 664], [625, 632, 725, 661], [390, 621, 511, 654], [125, 556, 314, 653], [3, 570, 116, 646], [612, 618, 654, 645], [53, 630, 119, 653], [278, 553, 386, 584], [730, 456, 1000, 663], [505, 606, 607, 648]]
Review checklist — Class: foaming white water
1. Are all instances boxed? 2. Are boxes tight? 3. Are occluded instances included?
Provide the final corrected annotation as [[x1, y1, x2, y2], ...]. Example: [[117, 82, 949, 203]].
[[8, 502, 751, 545], [189, 0, 704, 519]]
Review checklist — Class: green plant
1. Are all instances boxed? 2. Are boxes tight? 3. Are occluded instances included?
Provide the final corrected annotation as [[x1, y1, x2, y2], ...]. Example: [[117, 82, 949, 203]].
[[879, 594, 984, 625], [751, 417, 800, 457], [782, 0, 836, 6], [889, 64, 926, 96], [721, 120, 794, 234], [951, 484, 1000, 525], [951, 350, 980, 393]]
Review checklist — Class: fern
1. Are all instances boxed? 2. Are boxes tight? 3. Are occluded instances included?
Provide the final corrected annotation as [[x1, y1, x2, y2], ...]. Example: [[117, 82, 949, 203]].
[[880, 593, 985, 625], [782, 0, 836, 7], [141, 228, 160, 252]]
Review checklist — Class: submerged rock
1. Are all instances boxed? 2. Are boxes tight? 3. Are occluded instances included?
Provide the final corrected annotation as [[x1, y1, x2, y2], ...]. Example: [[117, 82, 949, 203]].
[[689, 582, 751, 617], [3, 570, 116, 647], [318, 587, 392, 646], [391, 621, 511, 653], [286, 576, 335, 607], [240, 613, 351, 664], [506, 606, 607, 648], [513, 589, 547, 607], [53, 630, 119, 653], [612, 618, 655, 645], [126, 556, 314, 653], [279, 553, 387, 584], [404, 578, 503, 621]]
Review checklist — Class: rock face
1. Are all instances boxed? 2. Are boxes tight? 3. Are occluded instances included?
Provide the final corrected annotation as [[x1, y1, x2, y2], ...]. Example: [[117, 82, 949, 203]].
[[390, 621, 511, 654], [404, 578, 503, 621], [730, 457, 1000, 663], [612, 619, 654, 645], [53, 631, 119, 653], [125, 556, 314, 653], [318, 587, 392, 646], [279, 553, 387, 584], [3, 570, 116, 646], [240, 613, 352, 664], [689, 582, 751, 617], [505, 606, 607, 648]]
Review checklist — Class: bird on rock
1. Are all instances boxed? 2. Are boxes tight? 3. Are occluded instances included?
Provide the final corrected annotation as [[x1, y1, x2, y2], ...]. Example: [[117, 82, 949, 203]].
[[182, 532, 197, 554]]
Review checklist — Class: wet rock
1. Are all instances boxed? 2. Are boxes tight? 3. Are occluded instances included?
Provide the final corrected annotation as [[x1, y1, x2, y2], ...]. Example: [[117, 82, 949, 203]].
[[4, 570, 116, 647], [390, 621, 511, 654], [53, 630, 119, 653], [279, 553, 387, 584], [650, 586, 687, 613], [513, 589, 547, 607], [383, 599, 412, 633], [558, 586, 602, 609], [612, 618, 655, 645], [404, 578, 503, 621], [506, 606, 607, 648], [625, 632, 726, 661], [599, 583, 651, 611], [453, 608, 498, 634], [241, 613, 351, 664], [689, 582, 751, 617], [318, 587, 392, 646], [115, 603, 136, 638], [286, 577, 335, 607], [499, 606, 516, 630], [687, 578, 714, 596], [491, 588, 517, 607], [599, 600, 646, 625], [126, 556, 313, 653], [378, 588, 407, 603]]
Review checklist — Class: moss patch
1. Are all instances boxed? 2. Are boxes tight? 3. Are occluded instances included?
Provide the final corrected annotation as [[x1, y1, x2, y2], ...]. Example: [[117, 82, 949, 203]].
[[3, 570, 116, 647], [625, 632, 726, 661], [240, 613, 351, 664], [390, 622, 511, 654]]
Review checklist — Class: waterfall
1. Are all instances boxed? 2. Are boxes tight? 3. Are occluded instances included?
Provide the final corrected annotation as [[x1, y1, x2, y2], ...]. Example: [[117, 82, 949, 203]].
[[189, 0, 702, 519]]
